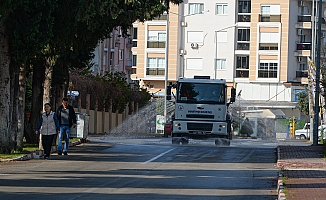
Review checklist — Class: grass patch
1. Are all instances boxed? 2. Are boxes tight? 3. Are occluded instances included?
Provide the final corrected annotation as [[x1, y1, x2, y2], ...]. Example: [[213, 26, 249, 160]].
[[0, 138, 80, 160]]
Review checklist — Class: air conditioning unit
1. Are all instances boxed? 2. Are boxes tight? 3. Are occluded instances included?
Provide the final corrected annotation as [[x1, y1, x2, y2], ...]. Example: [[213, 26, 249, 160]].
[[180, 49, 187, 55], [191, 43, 198, 49], [297, 57, 302, 62], [297, 29, 303, 35], [298, 1, 304, 6]]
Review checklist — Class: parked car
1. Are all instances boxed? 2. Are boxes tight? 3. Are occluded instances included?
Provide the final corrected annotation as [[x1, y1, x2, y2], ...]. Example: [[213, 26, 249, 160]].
[[295, 122, 326, 140], [163, 117, 173, 138]]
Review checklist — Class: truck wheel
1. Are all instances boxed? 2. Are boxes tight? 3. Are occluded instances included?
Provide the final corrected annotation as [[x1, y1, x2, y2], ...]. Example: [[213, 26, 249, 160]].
[[172, 138, 179, 144], [300, 134, 306, 140]]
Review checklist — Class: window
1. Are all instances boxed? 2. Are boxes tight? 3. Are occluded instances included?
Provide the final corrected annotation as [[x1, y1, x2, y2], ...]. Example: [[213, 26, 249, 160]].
[[133, 27, 138, 39], [238, 1, 251, 13], [189, 3, 204, 15], [259, 43, 278, 50], [236, 56, 249, 78], [148, 31, 166, 41], [238, 29, 250, 41], [258, 62, 278, 78], [119, 50, 123, 60], [216, 59, 226, 70], [186, 58, 202, 70], [148, 31, 166, 48], [299, 62, 307, 71], [237, 29, 250, 50], [216, 4, 228, 15], [261, 6, 270, 14], [132, 55, 137, 66], [260, 32, 279, 43], [146, 58, 165, 76], [188, 31, 203, 43]]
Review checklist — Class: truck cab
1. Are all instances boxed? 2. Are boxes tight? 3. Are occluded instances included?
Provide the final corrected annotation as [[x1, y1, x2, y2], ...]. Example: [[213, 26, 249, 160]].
[[167, 77, 236, 145]]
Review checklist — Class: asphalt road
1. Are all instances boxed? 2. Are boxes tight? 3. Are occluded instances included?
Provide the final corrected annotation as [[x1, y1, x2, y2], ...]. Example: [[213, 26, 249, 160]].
[[0, 138, 278, 200]]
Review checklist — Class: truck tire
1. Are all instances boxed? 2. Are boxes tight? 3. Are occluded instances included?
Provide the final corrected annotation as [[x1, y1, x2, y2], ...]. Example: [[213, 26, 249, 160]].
[[300, 134, 307, 140]]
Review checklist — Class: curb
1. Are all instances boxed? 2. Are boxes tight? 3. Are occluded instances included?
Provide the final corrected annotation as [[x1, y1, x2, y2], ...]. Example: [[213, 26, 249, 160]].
[[0, 139, 84, 162], [277, 146, 287, 200], [277, 172, 286, 200]]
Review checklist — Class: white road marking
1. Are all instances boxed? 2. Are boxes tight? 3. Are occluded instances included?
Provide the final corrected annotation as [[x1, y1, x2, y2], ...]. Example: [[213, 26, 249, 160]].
[[142, 148, 176, 164]]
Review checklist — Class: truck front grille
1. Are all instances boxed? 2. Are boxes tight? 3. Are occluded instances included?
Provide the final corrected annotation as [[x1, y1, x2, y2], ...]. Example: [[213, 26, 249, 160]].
[[186, 114, 214, 119], [187, 123, 213, 131]]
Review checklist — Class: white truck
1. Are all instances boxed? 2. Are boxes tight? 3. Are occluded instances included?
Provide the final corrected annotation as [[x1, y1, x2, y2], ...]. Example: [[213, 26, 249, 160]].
[[167, 76, 236, 145], [295, 122, 326, 140]]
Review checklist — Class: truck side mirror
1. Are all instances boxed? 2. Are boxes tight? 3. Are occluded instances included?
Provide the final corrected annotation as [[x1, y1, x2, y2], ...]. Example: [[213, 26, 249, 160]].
[[230, 87, 236, 102], [166, 85, 172, 100]]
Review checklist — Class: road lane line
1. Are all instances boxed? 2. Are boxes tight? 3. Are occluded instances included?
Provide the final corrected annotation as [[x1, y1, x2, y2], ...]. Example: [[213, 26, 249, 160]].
[[142, 148, 176, 164]]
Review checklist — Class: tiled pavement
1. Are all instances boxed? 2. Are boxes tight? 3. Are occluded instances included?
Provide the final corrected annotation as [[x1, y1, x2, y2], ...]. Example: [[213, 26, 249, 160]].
[[277, 144, 326, 200]]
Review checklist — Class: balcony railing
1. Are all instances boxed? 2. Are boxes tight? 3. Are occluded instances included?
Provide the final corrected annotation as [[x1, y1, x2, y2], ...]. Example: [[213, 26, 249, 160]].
[[297, 43, 311, 50], [152, 15, 167, 21], [237, 42, 250, 50], [298, 15, 311, 22], [235, 70, 249, 78], [132, 41, 137, 47], [126, 58, 132, 67], [296, 70, 308, 78], [259, 14, 281, 22], [146, 68, 165, 76], [147, 41, 166, 48], [238, 14, 251, 22]]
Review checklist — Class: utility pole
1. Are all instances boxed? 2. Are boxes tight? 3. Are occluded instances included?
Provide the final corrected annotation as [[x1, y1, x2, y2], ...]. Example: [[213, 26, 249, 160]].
[[313, 0, 322, 145]]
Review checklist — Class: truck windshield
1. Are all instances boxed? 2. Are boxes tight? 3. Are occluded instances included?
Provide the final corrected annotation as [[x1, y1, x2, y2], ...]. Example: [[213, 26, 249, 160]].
[[177, 82, 225, 104]]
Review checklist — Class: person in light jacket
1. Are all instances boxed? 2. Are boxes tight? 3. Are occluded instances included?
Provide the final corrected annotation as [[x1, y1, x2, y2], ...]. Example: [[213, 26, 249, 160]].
[[35, 103, 60, 159]]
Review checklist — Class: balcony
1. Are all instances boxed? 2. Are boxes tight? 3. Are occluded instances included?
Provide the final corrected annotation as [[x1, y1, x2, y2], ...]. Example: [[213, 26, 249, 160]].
[[238, 14, 251, 22], [146, 68, 165, 76], [296, 70, 308, 78], [126, 40, 133, 48], [297, 43, 311, 50], [259, 14, 281, 22], [152, 15, 167, 21], [298, 15, 311, 22], [147, 41, 166, 48], [235, 70, 249, 78], [132, 41, 137, 47], [237, 42, 250, 50], [126, 58, 132, 67]]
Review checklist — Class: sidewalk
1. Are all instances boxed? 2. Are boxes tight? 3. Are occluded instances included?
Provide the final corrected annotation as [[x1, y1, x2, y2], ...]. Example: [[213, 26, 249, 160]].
[[276, 140, 326, 200]]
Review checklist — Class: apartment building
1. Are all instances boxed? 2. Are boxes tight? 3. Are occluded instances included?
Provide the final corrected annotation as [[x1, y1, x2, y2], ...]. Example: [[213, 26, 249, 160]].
[[92, 27, 134, 83], [130, 0, 326, 119]]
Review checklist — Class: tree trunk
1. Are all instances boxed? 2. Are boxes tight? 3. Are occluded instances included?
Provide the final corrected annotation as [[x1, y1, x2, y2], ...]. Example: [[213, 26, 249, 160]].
[[52, 61, 68, 111], [0, 17, 14, 154], [10, 60, 18, 151], [25, 58, 45, 144], [16, 64, 26, 150], [43, 59, 53, 106]]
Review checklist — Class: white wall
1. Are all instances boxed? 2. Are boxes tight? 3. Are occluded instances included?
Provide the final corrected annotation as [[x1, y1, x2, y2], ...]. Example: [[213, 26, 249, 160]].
[[182, 0, 236, 81]]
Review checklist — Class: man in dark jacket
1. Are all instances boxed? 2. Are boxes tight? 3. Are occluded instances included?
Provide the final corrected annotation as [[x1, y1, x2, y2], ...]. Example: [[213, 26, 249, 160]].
[[57, 97, 77, 155]]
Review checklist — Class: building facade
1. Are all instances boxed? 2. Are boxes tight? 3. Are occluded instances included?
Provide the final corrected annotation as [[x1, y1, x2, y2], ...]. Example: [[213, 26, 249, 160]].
[[130, 0, 326, 119], [92, 27, 134, 83]]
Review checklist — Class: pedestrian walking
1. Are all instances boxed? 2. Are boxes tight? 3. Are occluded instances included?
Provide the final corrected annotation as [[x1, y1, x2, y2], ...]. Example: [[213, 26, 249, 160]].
[[35, 103, 60, 159], [56, 97, 77, 155]]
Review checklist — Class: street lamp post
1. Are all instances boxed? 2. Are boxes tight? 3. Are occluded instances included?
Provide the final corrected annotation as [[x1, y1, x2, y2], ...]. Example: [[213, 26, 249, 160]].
[[164, 10, 209, 122], [164, 11, 170, 123]]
